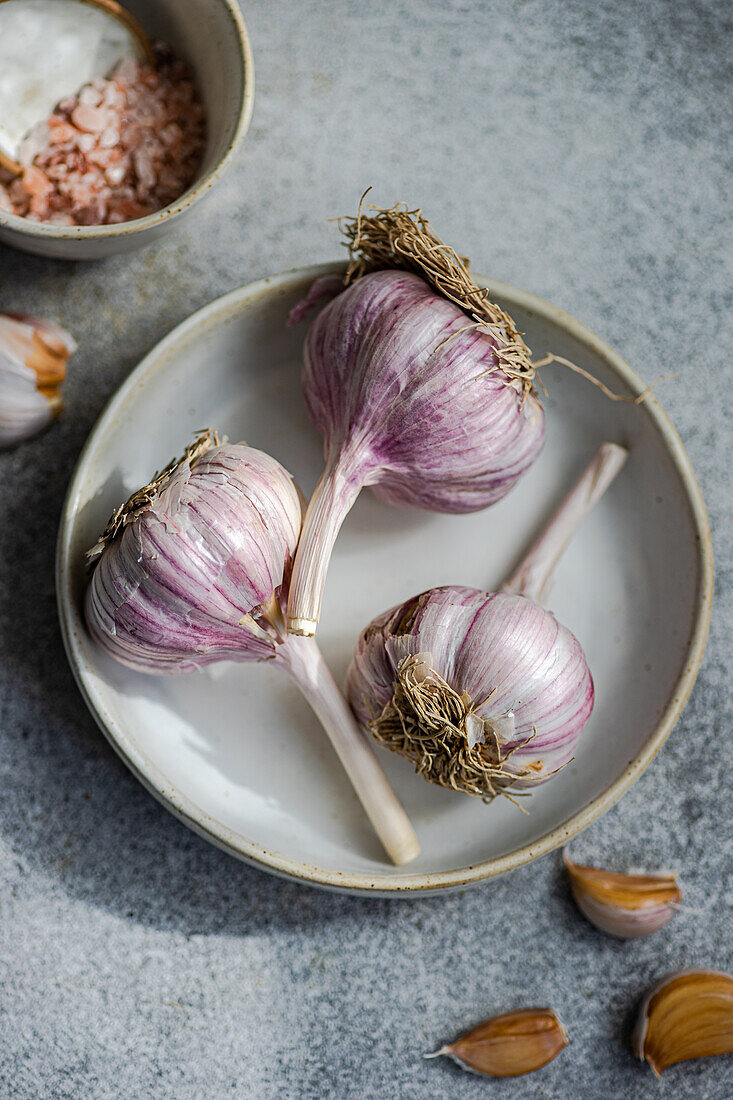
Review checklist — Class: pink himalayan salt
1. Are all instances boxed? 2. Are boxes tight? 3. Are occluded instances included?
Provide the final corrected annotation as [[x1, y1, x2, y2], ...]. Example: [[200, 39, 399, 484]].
[[71, 104, 109, 133], [0, 47, 206, 227]]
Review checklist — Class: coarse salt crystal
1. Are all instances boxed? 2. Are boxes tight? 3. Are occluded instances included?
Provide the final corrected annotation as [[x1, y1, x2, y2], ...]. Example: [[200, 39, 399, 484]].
[[10, 178, 30, 203], [8, 50, 205, 227], [105, 163, 126, 186], [71, 104, 108, 133], [48, 122, 80, 145], [132, 149, 156, 190], [103, 85, 123, 108], [79, 85, 102, 108], [99, 127, 119, 148], [23, 165, 53, 195]]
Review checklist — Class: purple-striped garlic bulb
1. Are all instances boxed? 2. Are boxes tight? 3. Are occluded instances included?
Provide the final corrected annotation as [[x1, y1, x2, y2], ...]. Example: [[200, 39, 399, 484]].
[[347, 443, 627, 801], [86, 431, 419, 866], [286, 202, 545, 637], [348, 588, 592, 796], [0, 312, 75, 448]]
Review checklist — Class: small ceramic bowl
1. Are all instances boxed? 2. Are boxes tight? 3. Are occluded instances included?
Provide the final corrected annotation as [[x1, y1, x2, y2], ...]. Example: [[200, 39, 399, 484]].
[[0, 0, 253, 260]]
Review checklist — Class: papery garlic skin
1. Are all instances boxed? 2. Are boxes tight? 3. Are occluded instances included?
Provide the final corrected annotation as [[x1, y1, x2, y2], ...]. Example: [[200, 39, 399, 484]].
[[86, 443, 303, 672], [633, 969, 733, 1076], [0, 360, 55, 447], [564, 852, 681, 939], [0, 312, 75, 448], [347, 586, 593, 791], [287, 270, 545, 634]]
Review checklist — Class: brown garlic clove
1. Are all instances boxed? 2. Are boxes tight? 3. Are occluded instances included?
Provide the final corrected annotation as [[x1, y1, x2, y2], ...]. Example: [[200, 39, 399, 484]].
[[564, 850, 681, 939], [634, 970, 733, 1076], [430, 1008, 568, 1078]]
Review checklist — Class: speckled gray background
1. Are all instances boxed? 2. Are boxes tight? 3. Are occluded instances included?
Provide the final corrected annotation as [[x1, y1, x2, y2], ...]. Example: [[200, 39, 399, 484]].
[[0, 1, 731, 1097]]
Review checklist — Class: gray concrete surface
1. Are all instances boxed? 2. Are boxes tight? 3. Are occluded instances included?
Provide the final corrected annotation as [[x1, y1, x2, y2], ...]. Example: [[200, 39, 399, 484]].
[[0, 1, 731, 1096]]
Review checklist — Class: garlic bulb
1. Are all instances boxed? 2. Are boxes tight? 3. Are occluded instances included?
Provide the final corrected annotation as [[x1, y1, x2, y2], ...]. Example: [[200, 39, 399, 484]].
[[564, 852, 681, 939], [86, 431, 419, 866], [0, 312, 75, 448], [633, 970, 733, 1076], [429, 1008, 568, 1077], [348, 588, 592, 795], [286, 202, 545, 636], [86, 434, 302, 669], [347, 443, 626, 800]]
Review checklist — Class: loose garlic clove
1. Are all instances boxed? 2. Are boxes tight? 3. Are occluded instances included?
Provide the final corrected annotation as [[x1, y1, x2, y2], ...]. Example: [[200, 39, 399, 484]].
[[429, 1008, 568, 1078], [633, 970, 733, 1076], [564, 851, 681, 939], [0, 312, 75, 448]]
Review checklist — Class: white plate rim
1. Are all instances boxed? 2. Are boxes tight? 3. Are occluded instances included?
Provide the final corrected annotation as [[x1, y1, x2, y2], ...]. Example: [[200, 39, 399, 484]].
[[55, 263, 714, 895]]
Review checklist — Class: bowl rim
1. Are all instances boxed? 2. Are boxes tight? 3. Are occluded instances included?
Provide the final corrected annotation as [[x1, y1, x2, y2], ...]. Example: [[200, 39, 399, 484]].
[[56, 263, 714, 895], [0, 0, 254, 241]]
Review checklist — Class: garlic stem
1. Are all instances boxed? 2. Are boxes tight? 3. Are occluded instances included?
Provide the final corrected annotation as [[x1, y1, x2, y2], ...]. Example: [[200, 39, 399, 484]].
[[502, 442, 628, 603], [279, 633, 420, 865], [287, 456, 364, 636]]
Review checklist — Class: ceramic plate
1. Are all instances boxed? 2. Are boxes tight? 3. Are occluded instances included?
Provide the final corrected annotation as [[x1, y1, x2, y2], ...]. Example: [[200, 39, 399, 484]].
[[56, 264, 712, 895]]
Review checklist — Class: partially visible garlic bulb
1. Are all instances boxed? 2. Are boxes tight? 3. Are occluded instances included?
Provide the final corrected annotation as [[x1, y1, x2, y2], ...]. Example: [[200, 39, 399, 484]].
[[85, 431, 419, 866], [564, 851, 681, 939], [347, 443, 626, 801], [634, 970, 733, 1076], [286, 201, 545, 637], [0, 312, 75, 448]]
